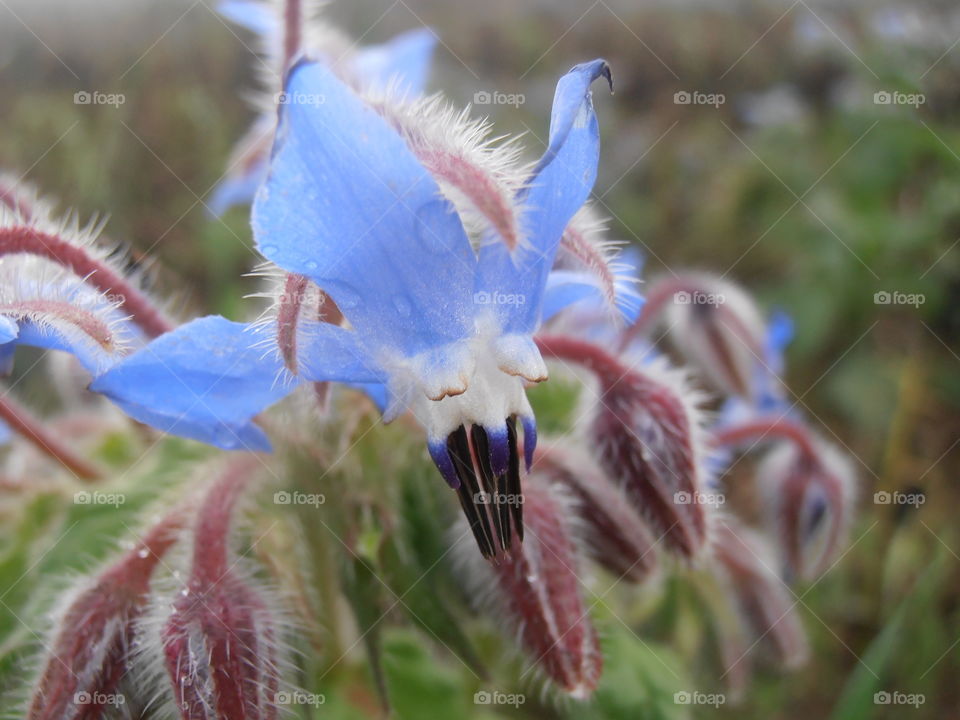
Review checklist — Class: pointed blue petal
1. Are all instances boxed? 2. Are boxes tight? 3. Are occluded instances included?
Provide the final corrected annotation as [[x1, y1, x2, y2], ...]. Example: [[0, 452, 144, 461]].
[[90, 316, 295, 451], [0, 419, 9, 446], [218, 0, 277, 35], [352, 28, 437, 94], [476, 60, 611, 332], [253, 61, 476, 357]]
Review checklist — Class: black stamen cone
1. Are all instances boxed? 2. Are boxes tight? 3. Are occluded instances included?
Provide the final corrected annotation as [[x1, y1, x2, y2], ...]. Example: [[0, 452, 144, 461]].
[[446, 421, 525, 560]]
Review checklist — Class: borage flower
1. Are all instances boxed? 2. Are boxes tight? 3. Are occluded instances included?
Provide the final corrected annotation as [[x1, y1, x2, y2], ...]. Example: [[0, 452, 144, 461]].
[[92, 58, 614, 558]]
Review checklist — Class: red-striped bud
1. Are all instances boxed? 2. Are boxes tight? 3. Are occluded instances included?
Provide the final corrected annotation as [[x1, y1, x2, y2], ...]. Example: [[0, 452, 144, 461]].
[[457, 475, 602, 698], [27, 511, 184, 720], [149, 458, 286, 719], [537, 335, 712, 559], [758, 436, 856, 581], [538, 441, 658, 583], [712, 519, 809, 669]]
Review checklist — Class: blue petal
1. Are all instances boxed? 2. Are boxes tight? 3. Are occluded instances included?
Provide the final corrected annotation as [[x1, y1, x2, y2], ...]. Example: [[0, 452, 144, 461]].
[[207, 159, 268, 217], [297, 323, 386, 384], [352, 28, 437, 94], [218, 0, 276, 35], [541, 267, 644, 324], [253, 61, 476, 357], [90, 316, 295, 452], [764, 309, 794, 374], [476, 59, 611, 332], [0, 419, 9, 446]]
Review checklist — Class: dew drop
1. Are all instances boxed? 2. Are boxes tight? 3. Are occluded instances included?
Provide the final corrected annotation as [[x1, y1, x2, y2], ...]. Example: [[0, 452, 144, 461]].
[[335, 287, 361, 310], [261, 244, 278, 256], [137, 548, 150, 559], [304, 260, 319, 271], [392, 294, 412, 318]]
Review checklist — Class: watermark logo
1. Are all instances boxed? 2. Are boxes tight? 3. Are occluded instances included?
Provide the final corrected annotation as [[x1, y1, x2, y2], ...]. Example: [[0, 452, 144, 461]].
[[874, 490, 924, 508], [473, 90, 525, 108], [74, 491, 125, 507], [674, 490, 725, 507], [474, 291, 526, 306], [74, 691, 126, 706], [674, 290, 725, 306], [873, 90, 924, 108], [474, 491, 524, 506], [674, 691, 725, 707], [674, 90, 725, 108], [473, 690, 525, 707], [873, 290, 924, 308], [274, 691, 325, 707], [874, 691, 924, 707], [273, 490, 326, 507], [275, 91, 325, 106], [74, 90, 125, 107]]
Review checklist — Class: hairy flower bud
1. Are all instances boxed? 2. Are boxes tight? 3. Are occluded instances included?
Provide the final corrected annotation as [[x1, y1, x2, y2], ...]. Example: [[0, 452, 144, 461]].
[[538, 441, 658, 582], [712, 519, 809, 669], [758, 436, 856, 581], [456, 475, 602, 698], [27, 511, 184, 720], [146, 458, 286, 719], [620, 273, 765, 399], [537, 335, 711, 559]]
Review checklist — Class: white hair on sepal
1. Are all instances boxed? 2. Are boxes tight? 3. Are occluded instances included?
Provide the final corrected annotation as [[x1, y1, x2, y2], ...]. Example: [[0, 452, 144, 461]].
[[0, 256, 137, 373], [363, 83, 534, 252], [556, 204, 642, 321], [131, 473, 303, 718]]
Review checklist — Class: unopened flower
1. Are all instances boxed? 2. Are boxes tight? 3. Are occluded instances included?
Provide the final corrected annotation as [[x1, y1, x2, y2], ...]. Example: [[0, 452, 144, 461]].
[[93, 59, 614, 559], [455, 475, 602, 698], [141, 457, 288, 719], [27, 511, 184, 720], [711, 519, 809, 669], [537, 441, 658, 582], [758, 434, 856, 580], [620, 272, 766, 399], [537, 335, 712, 559]]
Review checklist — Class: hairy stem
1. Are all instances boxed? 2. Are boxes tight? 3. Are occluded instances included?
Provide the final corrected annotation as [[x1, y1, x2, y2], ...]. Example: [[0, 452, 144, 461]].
[[0, 392, 101, 480]]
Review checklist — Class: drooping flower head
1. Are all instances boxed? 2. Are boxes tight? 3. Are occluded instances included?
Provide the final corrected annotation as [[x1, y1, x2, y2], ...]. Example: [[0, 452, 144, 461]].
[[92, 58, 615, 559]]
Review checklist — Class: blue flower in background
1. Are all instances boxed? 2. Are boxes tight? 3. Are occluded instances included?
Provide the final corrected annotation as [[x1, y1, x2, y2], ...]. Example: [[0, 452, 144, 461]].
[[209, 0, 438, 216], [93, 57, 613, 557]]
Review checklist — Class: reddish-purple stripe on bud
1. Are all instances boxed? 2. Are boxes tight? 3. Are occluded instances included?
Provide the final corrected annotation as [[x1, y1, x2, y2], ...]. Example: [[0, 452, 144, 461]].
[[462, 476, 602, 698], [537, 335, 710, 559], [28, 512, 184, 720], [159, 457, 282, 720], [538, 442, 659, 583], [712, 520, 809, 669]]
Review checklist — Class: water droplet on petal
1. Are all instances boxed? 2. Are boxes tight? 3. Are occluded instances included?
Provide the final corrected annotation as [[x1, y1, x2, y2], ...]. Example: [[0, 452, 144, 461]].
[[335, 287, 361, 310], [261, 244, 278, 256], [137, 548, 150, 559], [304, 260, 319, 271], [393, 294, 412, 318]]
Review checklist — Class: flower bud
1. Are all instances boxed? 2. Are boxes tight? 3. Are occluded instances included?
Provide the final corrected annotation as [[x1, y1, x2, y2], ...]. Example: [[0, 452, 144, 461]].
[[456, 475, 602, 698], [27, 511, 184, 720], [712, 519, 809, 669], [150, 458, 286, 719], [538, 441, 658, 582], [538, 335, 711, 559], [621, 273, 765, 399], [759, 436, 856, 581]]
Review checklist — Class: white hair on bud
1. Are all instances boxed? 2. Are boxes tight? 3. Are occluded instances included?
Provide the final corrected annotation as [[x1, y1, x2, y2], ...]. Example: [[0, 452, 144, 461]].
[[556, 204, 641, 320]]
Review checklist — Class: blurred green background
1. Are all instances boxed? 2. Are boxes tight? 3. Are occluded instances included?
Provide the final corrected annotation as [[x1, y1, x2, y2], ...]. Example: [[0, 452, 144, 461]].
[[0, 0, 958, 718]]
